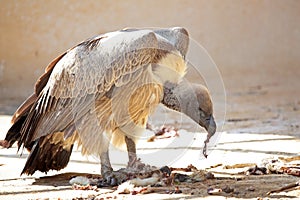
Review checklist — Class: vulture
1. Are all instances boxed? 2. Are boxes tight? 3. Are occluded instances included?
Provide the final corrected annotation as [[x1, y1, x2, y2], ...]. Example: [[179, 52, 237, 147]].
[[1, 27, 216, 185]]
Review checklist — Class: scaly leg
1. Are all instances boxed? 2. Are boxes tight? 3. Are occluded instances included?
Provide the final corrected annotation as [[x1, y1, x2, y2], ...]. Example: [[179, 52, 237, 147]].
[[125, 136, 137, 167], [99, 146, 127, 186], [100, 150, 113, 178]]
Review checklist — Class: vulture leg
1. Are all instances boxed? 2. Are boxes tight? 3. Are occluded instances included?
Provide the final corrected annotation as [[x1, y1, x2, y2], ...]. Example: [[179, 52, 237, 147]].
[[99, 135, 145, 186], [125, 136, 137, 167], [100, 150, 128, 186], [125, 135, 152, 173], [99, 141, 128, 186], [100, 150, 113, 178]]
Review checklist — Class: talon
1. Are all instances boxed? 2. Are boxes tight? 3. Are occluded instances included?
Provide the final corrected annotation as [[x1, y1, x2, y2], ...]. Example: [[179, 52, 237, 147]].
[[110, 177, 118, 186], [100, 171, 128, 187]]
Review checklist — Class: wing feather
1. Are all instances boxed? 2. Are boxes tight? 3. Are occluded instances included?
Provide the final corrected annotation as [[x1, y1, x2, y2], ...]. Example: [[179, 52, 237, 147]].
[[35, 52, 67, 95]]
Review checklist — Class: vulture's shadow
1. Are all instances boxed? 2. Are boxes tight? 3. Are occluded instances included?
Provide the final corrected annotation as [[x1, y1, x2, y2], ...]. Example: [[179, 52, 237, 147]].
[[33, 172, 101, 187]]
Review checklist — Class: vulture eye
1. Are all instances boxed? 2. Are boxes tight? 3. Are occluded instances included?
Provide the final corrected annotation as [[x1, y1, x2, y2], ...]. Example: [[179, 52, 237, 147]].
[[199, 108, 206, 118]]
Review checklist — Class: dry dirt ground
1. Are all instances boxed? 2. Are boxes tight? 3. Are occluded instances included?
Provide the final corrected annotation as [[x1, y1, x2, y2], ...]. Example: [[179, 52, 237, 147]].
[[0, 65, 299, 200]]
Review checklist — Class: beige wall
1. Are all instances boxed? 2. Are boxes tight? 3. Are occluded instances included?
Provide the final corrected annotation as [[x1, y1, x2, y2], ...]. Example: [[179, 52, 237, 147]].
[[0, 0, 300, 101]]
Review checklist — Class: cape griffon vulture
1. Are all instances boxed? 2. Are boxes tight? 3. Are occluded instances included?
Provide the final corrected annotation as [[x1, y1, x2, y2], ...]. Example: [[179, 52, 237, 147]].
[[1, 27, 216, 185]]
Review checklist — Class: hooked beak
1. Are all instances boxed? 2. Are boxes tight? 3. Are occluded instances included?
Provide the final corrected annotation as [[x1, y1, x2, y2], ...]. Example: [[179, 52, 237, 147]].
[[205, 116, 216, 137]]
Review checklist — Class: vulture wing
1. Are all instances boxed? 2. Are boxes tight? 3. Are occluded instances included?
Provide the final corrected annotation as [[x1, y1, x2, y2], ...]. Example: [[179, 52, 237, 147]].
[[23, 30, 158, 147], [4, 30, 159, 174]]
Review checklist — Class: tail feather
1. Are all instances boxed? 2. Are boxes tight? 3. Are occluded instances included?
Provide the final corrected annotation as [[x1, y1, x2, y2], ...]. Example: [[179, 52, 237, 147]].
[[21, 132, 74, 175], [3, 96, 75, 175]]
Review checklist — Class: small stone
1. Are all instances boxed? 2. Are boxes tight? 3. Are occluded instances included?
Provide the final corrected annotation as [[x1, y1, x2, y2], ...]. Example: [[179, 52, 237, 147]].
[[207, 187, 222, 195], [160, 166, 171, 176], [205, 172, 215, 179], [174, 173, 190, 182], [222, 185, 234, 193], [69, 176, 90, 186]]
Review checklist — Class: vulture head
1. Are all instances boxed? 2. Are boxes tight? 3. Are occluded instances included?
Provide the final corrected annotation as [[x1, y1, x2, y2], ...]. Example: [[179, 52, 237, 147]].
[[181, 83, 216, 134], [162, 81, 216, 157]]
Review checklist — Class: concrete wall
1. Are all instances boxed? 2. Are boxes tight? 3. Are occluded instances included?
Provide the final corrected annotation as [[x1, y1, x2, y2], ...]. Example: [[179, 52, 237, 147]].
[[0, 0, 300, 101]]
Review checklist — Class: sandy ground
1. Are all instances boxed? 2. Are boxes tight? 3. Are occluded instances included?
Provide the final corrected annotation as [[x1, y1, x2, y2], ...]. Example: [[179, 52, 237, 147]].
[[0, 64, 300, 200]]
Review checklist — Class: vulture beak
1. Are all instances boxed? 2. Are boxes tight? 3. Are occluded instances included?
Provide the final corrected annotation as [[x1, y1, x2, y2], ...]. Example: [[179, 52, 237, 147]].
[[204, 116, 216, 137]]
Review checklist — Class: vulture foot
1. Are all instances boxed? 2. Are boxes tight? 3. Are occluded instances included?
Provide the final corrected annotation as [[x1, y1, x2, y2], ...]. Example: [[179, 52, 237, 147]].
[[98, 171, 128, 187]]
